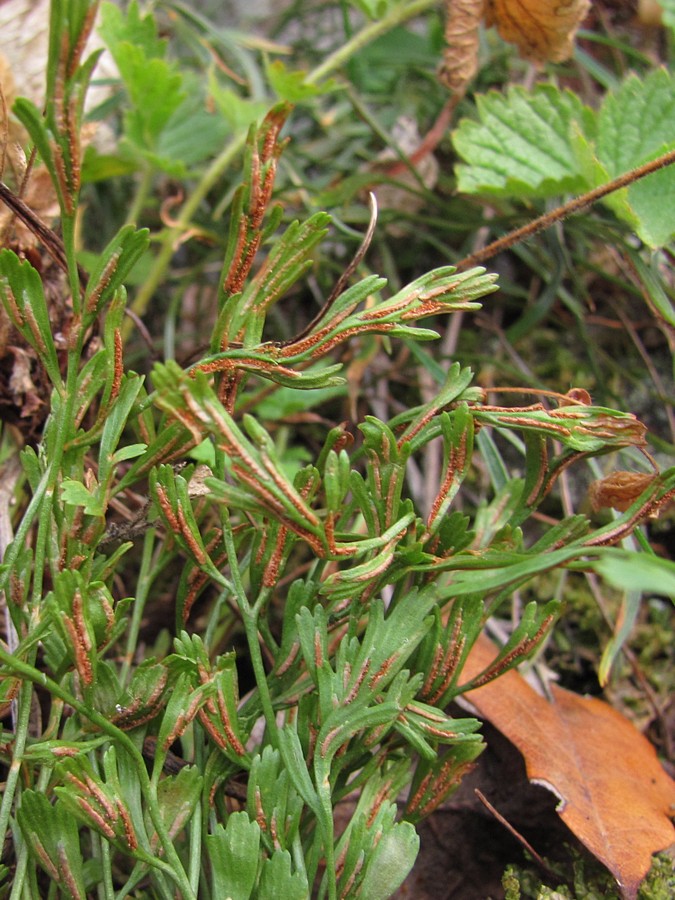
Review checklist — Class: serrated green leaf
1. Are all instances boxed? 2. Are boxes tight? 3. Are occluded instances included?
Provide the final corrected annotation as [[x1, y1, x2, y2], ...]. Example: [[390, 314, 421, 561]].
[[258, 849, 308, 900], [60, 479, 105, 517], [122, 52, 185, 142], [596, 68, 675, 246], [206, 814, 260, 900], [100, 1, 185, 152], [597, 69, 675, 178], [99, 0, 168, 62], [453, 85, 593, 197], [626, 162, 675, 247], [266, 60, 336, 103]]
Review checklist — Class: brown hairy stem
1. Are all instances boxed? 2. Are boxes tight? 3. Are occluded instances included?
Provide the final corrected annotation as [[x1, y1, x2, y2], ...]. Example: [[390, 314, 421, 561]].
[[455, 148, 675, 271]]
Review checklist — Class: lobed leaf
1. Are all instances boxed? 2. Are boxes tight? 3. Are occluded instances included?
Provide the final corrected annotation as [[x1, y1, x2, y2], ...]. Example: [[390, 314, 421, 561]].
[[596, 68, 675, 246], [206, 814, 261, 900], [258, 850, 308, 899], [454, 71, 675, 247], [453, 85, 593, 197], [99, 0, 185, 158]]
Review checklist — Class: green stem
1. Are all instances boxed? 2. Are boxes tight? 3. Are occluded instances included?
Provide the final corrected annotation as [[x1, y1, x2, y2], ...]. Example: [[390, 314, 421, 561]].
[[242, 609, 279, 745], [98, 834, 115, 900], [305, 0, 441, 86], [0, 685, 34, 868], [125, 165, 154, 228], [120, 528, 157, 688], [8, 842, 28, 900], [221, 512, 279, 747], [187, 741, 203, 893]]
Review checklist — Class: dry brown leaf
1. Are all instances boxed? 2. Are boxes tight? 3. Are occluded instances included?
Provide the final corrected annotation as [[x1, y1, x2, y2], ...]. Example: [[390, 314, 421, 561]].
[[485, 0, 591, 63], [588, 471, 658, 512], [462, 634, 675, 898], [440, 0, 484, 95]]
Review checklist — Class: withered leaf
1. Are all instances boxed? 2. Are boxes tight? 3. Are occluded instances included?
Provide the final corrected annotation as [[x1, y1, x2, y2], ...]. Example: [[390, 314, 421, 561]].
[[462, 635, 675, 899], [440, 0, 484, 96], [485, 0, 591, 64], [589, 471, 658, 513], [562, 387, 592, 406]]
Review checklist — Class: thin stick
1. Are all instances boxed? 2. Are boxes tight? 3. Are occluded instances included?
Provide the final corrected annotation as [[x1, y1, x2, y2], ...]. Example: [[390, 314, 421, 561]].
[[279, 191, 378, 347], [455, 149, 675, 271], [0, 180, 88, 292], [0, 180, 69, 270], [474, 788, 558, 880]]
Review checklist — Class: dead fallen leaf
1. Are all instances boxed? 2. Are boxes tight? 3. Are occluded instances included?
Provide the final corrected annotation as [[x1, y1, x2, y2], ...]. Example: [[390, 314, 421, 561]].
[[485, 0, 591, 63], [461, 634, 675, 899]]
